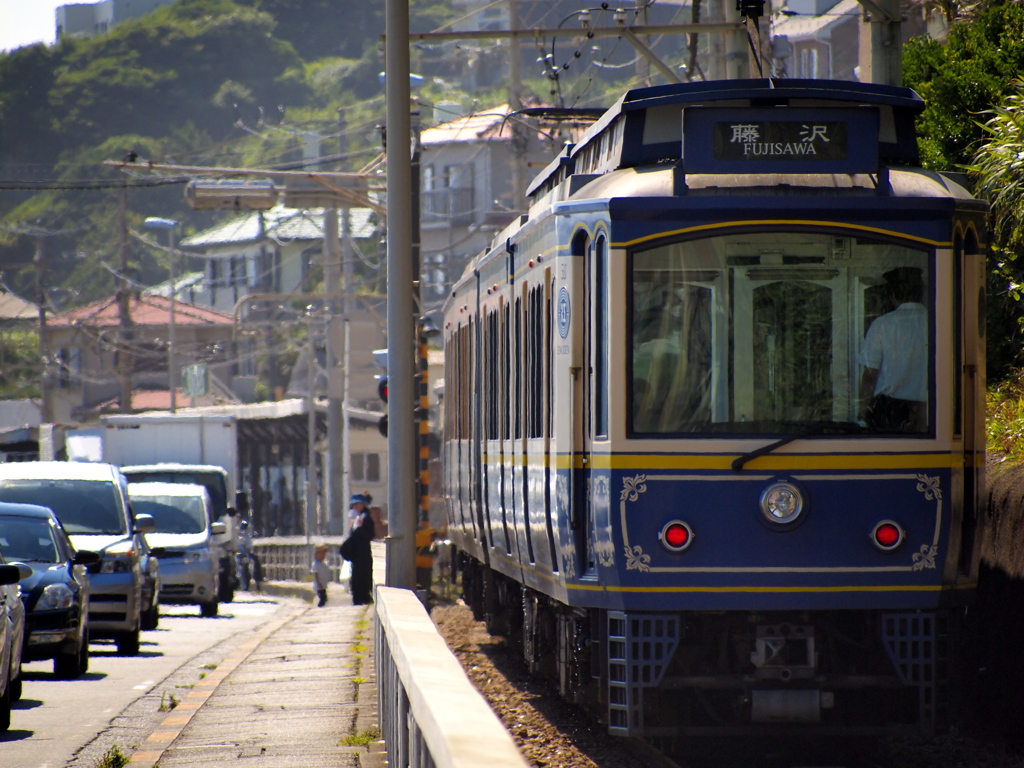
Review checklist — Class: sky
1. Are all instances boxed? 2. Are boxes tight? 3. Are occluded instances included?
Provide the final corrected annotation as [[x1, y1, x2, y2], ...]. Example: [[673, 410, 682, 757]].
[[0, 1, 63, 53]]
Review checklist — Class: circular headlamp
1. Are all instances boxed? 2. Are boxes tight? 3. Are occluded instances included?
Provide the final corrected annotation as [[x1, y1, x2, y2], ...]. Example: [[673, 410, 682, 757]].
[[759, 482, 804, 525]]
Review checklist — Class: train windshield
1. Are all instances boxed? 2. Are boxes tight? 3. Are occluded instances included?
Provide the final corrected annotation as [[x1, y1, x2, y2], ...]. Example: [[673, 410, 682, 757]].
[[630, 232, 932, 437]]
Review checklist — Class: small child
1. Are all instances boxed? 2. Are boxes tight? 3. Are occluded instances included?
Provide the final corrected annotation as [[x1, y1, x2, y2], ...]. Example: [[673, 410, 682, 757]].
[[312, 545, 332, 607]]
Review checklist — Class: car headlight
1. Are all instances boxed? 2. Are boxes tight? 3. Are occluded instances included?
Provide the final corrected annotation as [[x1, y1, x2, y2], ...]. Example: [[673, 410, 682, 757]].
[[182, 548, 211, 565], [37, 583, 74, 610], [100, 545, 136, 573]]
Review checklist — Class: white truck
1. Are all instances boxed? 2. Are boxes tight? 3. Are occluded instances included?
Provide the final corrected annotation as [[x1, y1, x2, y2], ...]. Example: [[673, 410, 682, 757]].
[[93, 414, 243, 602]]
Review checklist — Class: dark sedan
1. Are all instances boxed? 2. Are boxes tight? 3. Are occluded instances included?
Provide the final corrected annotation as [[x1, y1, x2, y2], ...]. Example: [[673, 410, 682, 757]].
[[0, 503, 99, 678]]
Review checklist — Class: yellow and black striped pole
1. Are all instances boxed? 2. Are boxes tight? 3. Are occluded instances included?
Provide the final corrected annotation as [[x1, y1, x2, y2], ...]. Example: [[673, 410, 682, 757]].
[[417, 327, 430, 525]]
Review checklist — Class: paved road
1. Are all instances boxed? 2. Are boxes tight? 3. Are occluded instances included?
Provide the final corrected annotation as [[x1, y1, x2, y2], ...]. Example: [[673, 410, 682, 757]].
[[2, 593, 293, 768]]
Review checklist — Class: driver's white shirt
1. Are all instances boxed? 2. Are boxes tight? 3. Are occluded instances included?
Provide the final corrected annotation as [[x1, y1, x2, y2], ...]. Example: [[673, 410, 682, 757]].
[[858, 302, 927, 402]]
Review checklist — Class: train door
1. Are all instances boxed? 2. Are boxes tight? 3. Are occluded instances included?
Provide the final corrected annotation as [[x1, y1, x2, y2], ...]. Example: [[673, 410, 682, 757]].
[[958, 229, 985, 577], [568, 232, 594, 576], [574, 233, 608, 578]]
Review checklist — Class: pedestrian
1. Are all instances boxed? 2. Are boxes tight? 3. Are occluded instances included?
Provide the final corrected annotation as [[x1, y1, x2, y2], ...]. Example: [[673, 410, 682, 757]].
[[348, 493, 369, 533], [312, 544, 332, 607], [340, 513, 375, 605]]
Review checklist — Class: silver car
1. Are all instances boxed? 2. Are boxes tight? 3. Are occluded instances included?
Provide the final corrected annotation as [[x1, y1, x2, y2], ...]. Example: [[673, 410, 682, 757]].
[[126, 483, 225, 617], [0, 462, 155, 655]]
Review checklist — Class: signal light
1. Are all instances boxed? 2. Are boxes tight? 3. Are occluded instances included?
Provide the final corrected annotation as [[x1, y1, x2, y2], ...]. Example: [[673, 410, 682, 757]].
[[871, 520, 904, 551], [660, 520, 694, 553], [736, 0, 765, 18], [377, 375, 388, 403], [378, 414, 388, 438]]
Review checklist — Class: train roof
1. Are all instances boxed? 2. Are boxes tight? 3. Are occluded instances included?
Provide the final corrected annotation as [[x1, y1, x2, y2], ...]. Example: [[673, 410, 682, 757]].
[[527, 79, 926, 200]]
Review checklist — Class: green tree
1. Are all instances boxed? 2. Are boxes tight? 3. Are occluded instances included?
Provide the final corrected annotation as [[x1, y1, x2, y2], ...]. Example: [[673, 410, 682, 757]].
[[903, 1, 1024, 172], [967, 84, 1024, 377], [903, 1, 1024, 377]]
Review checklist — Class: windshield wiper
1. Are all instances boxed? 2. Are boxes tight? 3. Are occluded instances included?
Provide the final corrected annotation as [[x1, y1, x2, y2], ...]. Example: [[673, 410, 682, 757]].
[[731, 421, 866, 472]]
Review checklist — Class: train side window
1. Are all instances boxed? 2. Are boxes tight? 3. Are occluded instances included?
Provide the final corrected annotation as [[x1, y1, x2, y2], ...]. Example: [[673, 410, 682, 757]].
[[502, 303, 511, 440], [515, 297, 523, 440]]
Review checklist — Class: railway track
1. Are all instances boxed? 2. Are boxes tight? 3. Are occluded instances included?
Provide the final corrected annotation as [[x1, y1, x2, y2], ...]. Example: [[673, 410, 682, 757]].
[[430, 597, 1024, 768]]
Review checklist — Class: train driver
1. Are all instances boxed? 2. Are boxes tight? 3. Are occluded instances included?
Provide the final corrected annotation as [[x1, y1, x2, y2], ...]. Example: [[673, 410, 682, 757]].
[[858, 266, 928, 432]]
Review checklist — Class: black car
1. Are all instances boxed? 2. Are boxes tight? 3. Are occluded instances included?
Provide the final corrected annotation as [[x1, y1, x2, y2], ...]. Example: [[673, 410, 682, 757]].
[[0, 503, 99, 678]]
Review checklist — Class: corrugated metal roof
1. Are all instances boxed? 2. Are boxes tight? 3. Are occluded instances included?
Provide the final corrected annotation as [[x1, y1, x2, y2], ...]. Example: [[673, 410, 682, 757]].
[[180, 204, 377, 250], [0, 290, 37, 320]]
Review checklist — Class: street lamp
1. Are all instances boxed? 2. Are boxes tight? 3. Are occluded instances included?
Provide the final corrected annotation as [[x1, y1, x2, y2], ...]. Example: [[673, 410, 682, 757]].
[[145, 217, 180, 413]]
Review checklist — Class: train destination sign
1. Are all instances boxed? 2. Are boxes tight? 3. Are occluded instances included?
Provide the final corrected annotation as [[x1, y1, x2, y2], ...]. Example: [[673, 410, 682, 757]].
[[715, 121, 847, 161], [683, 107, 879, 175]]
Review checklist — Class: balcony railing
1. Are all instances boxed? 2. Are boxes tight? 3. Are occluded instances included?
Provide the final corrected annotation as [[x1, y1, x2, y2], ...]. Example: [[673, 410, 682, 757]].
[[421, 188, 475, 225]]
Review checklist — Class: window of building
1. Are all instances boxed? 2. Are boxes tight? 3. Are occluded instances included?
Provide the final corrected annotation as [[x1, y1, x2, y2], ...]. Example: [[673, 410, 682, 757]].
[[351, 452, 381, 483]]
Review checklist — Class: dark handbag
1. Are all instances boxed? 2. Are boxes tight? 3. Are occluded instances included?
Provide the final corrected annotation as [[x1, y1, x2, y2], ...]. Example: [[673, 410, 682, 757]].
[[339, 536, 354, 561]]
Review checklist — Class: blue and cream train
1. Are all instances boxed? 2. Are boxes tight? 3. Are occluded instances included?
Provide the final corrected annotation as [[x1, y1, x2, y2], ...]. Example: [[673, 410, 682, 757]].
[[440, 79, 987, 735]]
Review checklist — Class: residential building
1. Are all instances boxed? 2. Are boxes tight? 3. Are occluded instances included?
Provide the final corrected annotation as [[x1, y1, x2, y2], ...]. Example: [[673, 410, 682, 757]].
[[45, 293, 237, 420], [56, 0, 173, 40], [419, 103, 562, 311]]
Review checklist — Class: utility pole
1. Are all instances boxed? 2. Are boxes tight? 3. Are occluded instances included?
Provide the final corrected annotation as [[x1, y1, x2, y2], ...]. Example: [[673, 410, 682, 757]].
[[305, 317, 318, 540], [385, 0, 417, 590], [324, 203, 344, 535], [858, 0, 902, 86], [34, 234, 53, 423], [508, 0, 528, 208], [117, 173, 134, 413]]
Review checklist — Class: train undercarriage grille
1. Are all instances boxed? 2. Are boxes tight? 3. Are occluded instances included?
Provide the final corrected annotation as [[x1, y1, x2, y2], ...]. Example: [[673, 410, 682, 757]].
[[881, 612, 946, 733], [607, 612, 680, 736]]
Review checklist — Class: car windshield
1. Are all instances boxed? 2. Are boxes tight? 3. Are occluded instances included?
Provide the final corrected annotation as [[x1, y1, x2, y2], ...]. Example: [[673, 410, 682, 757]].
[[0, 517, 59, 563], [129, 494, 207, 534], [122, 471, 227, 517], [630, 231, 933, 436], [0, 480, 126, 535]]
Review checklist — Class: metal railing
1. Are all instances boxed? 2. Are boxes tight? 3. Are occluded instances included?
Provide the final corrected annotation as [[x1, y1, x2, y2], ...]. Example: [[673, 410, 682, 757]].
[[251, 537, 344, 582]]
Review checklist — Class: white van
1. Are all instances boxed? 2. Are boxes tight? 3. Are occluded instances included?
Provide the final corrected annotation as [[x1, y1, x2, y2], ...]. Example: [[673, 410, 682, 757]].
[[126, 483, 225, 617], [0, 462, 155, 655]]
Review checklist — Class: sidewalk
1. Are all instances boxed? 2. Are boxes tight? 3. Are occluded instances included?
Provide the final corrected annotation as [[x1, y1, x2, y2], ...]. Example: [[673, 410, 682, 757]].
[[121, 550, 388, 768]]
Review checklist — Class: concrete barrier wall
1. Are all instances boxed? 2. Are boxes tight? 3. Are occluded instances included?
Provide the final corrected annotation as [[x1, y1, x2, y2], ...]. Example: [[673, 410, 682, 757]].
[[374, 586, 530, 768]]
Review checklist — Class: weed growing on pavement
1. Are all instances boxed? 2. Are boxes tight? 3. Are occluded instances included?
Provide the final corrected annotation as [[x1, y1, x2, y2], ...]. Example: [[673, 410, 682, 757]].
[[352, 643, 367, 654], [159, 691, 180, 711], [93, 744, 129, 768], [200, 663, 217, 669], [199, 672, 206, 680], [353, 677, 366, 684], [339, 727, 381, 747]]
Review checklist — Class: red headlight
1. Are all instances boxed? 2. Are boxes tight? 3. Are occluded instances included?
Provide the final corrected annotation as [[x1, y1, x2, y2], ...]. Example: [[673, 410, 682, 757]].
[[871, 520, 904, 551], [660, 520, 694, 553]]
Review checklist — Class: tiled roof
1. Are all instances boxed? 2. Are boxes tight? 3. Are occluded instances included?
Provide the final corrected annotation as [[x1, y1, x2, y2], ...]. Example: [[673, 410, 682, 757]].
[[49, 294, 234, 328]]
